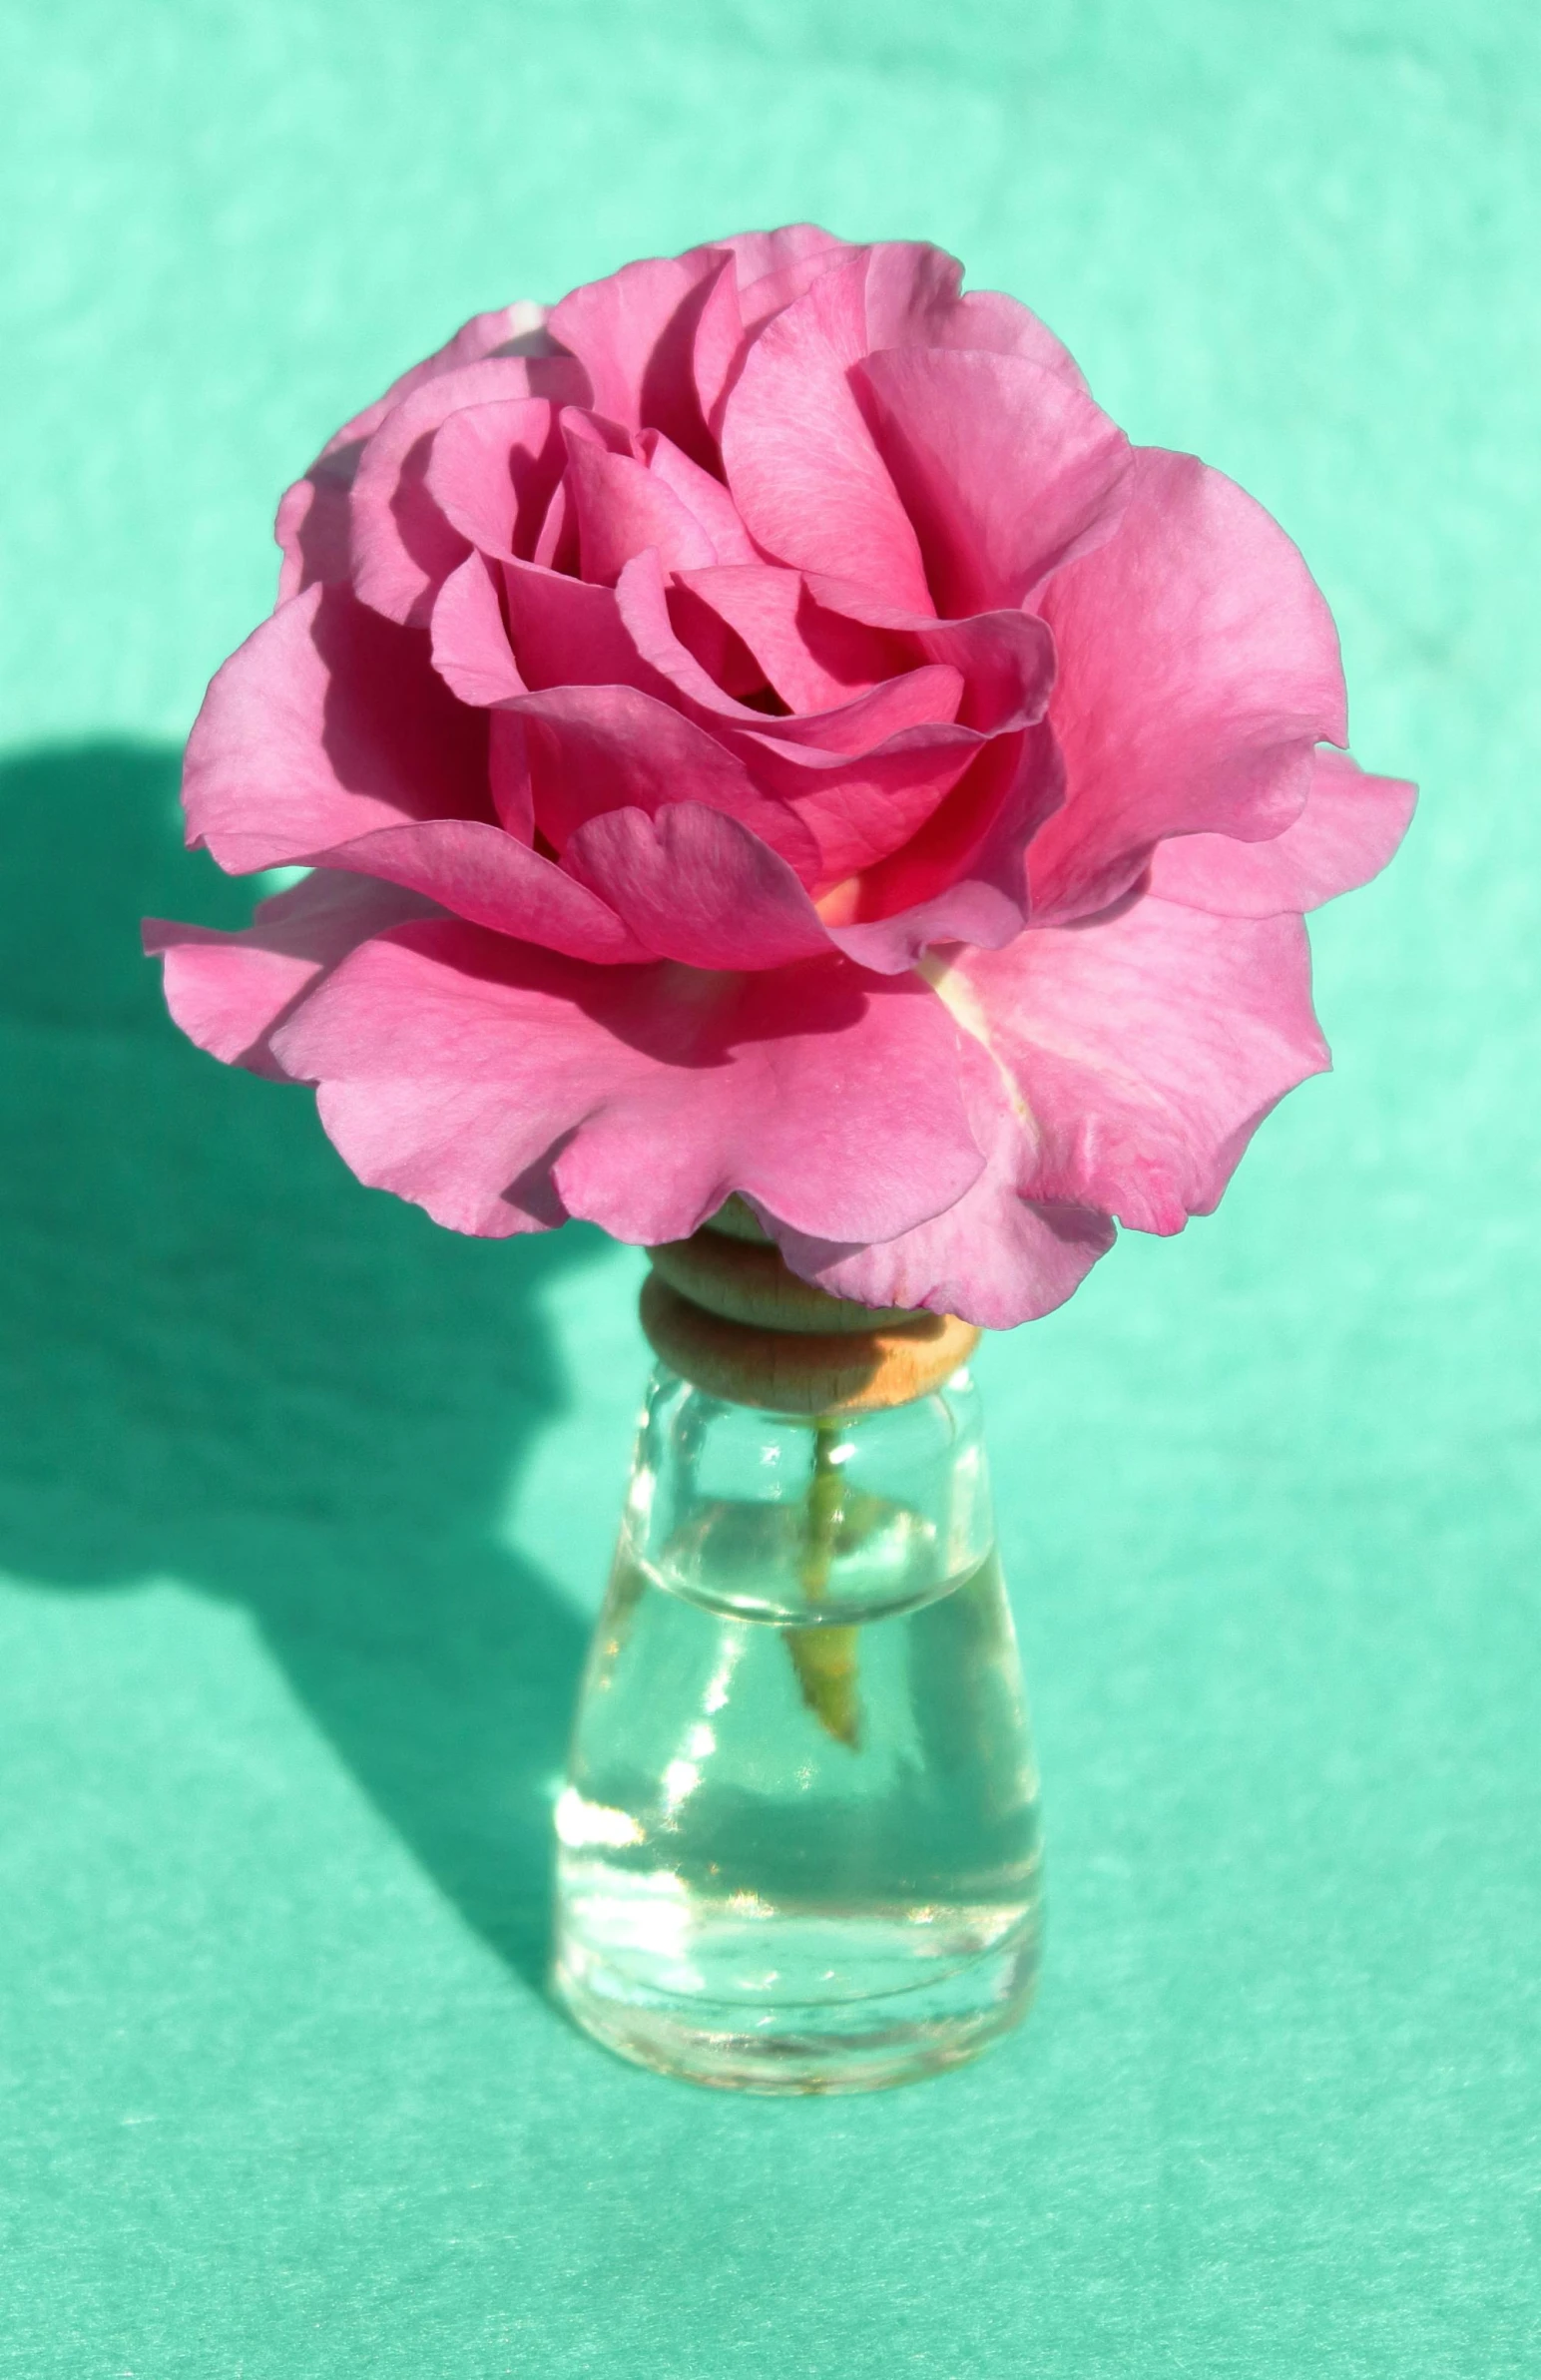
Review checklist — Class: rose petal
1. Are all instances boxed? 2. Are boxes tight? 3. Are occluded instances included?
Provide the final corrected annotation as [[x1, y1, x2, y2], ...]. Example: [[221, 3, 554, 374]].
[[854, 346, 1132, 613], [565, 424, 721, 583], [735, 716, 979, 888], [547, 246, 732, 458], [308, 819, 649, 961], [564, 803, 830, 969], [505, 681, 819, 878], [1147, 748, 1417, 917], [420, 397, 567, 562], [183, 584, 492, 872], [144, 869, 439, 1077], [772, 1029, 1114, 1326], [349, 352, 585, 627], [639, 429, 758, 562], [270, 924, 985, 1245], [673, 566, 902, 712], [720, 250, 934, 612], [829, 724, 1064, 969], [940, 892, 1330, 1233], [499, 557, 664, 695], [274, 301, 556, 601], [1029, 448, 1348, 922], [429, 553, 526, 706]]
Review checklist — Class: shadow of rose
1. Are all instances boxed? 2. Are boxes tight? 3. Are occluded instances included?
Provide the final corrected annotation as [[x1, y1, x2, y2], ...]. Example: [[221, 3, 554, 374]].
[[0, 739, 619, 1993]]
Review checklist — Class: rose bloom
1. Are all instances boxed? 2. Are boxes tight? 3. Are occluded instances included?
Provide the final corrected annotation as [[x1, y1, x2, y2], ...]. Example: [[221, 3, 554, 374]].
[[148, 228, 1413, 1326]]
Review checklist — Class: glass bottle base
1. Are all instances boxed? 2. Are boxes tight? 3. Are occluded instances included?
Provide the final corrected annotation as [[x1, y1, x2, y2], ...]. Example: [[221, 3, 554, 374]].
[[551, 1906, 1041, 2094]]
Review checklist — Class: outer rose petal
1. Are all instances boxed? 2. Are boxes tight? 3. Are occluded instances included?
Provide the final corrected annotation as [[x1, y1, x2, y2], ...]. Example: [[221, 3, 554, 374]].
[[1029, 448, 1348, 922], [269, 925, 985, 1246], [1147, 748, 1416, 917], [183, 584, 492, 872], [144, 871, 440, 1078], [772, 1028, 1115, 1327], [274, 301, 554, 600], [940, 892, 1330, 1234]]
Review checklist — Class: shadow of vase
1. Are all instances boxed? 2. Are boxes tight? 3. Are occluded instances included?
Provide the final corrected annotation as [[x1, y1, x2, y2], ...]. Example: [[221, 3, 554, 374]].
[[0, 738, 627, 1994]]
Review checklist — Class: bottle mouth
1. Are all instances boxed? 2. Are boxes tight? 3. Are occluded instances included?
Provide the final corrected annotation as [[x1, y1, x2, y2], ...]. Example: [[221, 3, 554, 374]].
[[640, 1225, 979, 1418]]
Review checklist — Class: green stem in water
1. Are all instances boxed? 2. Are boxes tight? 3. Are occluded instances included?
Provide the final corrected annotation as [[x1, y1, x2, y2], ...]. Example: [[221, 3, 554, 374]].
[[787, 1418, 861, 1748]]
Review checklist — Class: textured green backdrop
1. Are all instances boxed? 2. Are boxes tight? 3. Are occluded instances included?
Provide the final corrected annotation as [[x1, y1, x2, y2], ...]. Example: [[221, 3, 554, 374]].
[[2, 3, 1537, 2372]]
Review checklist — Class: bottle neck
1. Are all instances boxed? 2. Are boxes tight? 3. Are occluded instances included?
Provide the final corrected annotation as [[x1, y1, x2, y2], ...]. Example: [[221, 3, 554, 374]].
[[641, 1213, 980, 1420]]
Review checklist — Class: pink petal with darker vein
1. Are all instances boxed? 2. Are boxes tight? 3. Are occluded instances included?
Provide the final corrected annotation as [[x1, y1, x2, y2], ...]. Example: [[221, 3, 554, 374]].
[[831, 724, 1064, 969], [565, 429, 720, 584], [183, 584, 492, 872], [430, 554, 525, 707], [547, 246, 732, 455], [673, 565, 903, 712], [421, 397, 567, 561], [720, 251, 933, 612]]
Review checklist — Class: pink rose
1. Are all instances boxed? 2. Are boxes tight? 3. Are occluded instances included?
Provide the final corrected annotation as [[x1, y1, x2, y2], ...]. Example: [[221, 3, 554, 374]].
[[147, 228, 1414, 1326]]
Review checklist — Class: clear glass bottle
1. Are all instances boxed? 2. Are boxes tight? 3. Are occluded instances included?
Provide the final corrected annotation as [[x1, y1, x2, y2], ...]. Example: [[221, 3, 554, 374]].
[[550, 1359, 1042, 2093]]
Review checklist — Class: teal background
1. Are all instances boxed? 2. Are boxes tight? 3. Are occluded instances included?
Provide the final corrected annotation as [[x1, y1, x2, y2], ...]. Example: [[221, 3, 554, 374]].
[[2, 2, 1537, 2370]]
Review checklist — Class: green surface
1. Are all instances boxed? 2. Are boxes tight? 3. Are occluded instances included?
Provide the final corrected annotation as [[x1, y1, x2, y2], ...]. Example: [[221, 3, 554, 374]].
[[2, 2, 1537, 2371]]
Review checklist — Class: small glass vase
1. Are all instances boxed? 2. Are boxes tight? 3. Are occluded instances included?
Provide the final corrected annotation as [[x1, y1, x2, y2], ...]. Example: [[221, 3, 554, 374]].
[[550, 1353, 1042, 2094]]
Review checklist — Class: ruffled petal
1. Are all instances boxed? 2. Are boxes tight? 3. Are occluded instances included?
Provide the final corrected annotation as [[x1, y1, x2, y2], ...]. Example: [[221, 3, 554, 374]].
[[144, 870, 439, 1077], [941, 892, 1330, 1233], [1029, 448, 1348, 922], [269, 926, 985, 1245], [1147, 748, 1416, 917], [673, 565, 901, 712], [499, 557, 664, 696], [546, 246, 734, 459], [564, 423, 721, 583], [183, 584, 491, 872]]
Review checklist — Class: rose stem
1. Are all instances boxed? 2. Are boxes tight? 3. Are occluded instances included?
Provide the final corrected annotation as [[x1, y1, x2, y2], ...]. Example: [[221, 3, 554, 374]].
[[787, 1417, 860, 1748]]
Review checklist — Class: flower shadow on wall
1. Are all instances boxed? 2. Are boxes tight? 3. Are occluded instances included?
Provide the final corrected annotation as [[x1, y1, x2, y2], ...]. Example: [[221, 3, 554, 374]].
[[0, 740, 612, 1994]]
